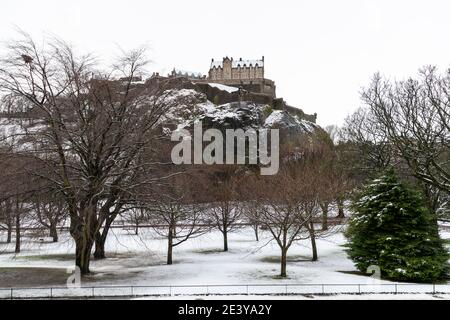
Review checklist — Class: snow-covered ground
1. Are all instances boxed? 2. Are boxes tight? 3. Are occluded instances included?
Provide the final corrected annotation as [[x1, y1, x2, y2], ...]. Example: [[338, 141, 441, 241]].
[[0, 226, 449, 299]]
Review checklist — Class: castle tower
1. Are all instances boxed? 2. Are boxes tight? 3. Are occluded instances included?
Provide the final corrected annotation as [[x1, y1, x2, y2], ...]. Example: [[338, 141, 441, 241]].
[[222, 57, 232, 80]]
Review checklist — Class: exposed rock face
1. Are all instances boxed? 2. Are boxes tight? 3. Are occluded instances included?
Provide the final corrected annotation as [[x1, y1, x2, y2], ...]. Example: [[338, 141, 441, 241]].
[[144, 76, 317, 124], [146, 87, 323, 145], [264, 110, 319, 141], [201, 102, 266, 130]]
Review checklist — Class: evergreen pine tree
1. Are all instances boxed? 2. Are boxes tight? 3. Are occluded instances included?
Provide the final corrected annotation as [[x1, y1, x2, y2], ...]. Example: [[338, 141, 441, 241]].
[[345, 168, 448, 282]]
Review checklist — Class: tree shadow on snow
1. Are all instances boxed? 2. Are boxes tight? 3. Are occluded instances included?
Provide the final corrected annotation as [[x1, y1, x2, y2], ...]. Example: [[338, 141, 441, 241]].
[[260, 255, 312, 263]]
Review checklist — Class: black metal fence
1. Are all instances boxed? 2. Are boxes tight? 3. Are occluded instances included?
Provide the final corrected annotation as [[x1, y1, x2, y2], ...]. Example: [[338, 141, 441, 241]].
[[1, 283, 449, 299]]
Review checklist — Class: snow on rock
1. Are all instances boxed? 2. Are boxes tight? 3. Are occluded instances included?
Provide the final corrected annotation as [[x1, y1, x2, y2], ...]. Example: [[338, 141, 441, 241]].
[[0, 87, 322, 151], [264, 109, 318, 133], [200, 102, 265, 129], [264, 110, 284, 126], [264, 109, 320, 143], [197, 100, 216, 113], [137, 87, 323, 142], [135, 89, 209, 131], [207, 83, 239, 93]]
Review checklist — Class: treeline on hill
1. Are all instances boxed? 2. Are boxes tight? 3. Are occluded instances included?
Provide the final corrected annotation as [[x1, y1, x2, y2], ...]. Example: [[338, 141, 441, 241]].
[[0, 32, 449, 281]]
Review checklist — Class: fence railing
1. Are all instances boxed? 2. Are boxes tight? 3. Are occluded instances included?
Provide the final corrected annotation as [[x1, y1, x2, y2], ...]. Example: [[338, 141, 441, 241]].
[[1, 283, 449, 299]]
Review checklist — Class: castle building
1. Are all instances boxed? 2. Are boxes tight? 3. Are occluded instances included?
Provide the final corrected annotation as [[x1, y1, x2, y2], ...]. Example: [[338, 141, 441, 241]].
[[204, 56, 276, 98], [146, 56, 316, 123], [209, 57, 264, 80]]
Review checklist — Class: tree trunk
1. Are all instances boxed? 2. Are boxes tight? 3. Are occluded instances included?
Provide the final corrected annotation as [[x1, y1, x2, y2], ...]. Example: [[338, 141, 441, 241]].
[[223, 228, 228, 252], [135, 222, 139, 235], [94, 231, 106, 259], [4, 200, 12, 243], [70, 207, 97, 275], [50, 222, 58, 242], [167, 226, 173, 265], [15, 212, 20, 253], [254, 225, 259, 241], [6, 224, 12, 243], [309, 221, 318, 261], [321, 202, 329, 231], [337, 198, 345, 218], [280, 248, 287, 277], [94, 215, 116, 259], [75, 238, 93, 275]]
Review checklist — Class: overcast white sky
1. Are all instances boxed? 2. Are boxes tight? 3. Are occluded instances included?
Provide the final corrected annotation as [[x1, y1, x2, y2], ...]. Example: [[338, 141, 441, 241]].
[[1, 0, 449, 126]]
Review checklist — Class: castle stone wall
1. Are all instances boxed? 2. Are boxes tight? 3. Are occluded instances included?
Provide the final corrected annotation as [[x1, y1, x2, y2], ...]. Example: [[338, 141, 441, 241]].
[[209, 65, 264, 81]]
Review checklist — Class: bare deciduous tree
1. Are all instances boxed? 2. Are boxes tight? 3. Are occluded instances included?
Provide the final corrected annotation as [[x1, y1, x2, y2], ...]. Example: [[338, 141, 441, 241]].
[[242, 200, 261, 241], [248, 140, 338, 277], [207, 167, 243, 252], [0, 201, 13, 243], [0, 32, 176, 274], [148, 174, 208, 265], [341, 107, 394, 175], [361, 67, 449, 196], [122, 205, 147, 236], [31, 194, 66, 242], [0, 154, 35, 252]]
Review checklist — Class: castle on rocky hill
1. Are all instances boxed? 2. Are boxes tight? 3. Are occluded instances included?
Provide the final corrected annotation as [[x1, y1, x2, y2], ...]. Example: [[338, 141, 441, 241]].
[[1, 56, 316, 124], [165, 56, 276, 99], [204, 56, 276, 98], [157, 56, 316, 123]]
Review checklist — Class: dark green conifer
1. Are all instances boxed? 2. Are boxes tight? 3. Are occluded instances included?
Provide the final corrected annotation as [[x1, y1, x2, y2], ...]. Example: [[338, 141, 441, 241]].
[[345, 169, 448, 282]]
